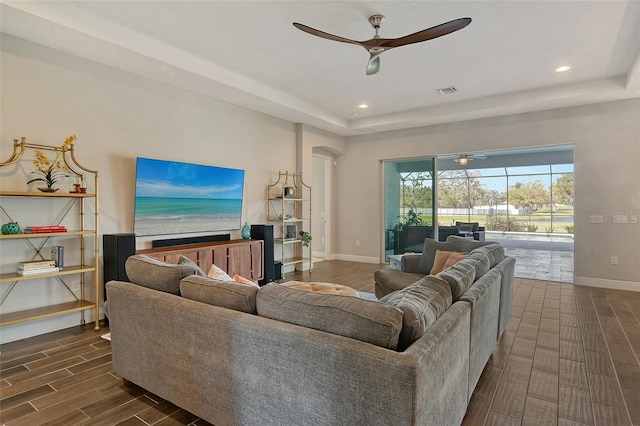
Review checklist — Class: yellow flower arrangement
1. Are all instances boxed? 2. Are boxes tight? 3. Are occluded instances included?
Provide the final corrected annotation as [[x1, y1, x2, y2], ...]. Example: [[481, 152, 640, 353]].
[[27, 135, 76, 191]]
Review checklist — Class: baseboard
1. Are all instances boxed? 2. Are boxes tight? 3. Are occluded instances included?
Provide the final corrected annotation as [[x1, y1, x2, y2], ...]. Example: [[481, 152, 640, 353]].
[[573, 276, 640, 292], [312, 251, 336, 261], [334, 254, 381, 264]]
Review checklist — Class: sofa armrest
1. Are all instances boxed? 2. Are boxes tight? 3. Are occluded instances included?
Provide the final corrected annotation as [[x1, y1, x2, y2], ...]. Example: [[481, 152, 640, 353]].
[[401, 254, 423, 273]]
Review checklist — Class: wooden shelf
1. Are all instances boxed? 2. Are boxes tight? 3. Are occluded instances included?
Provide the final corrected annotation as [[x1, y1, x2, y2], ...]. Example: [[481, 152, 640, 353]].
[[0, 230, 96, 239], [0, 299, 96, 327], [0, 265, 97, 283], [281, 257, 305, 266], [0, 190, 96, 198], [275, 238, 302, 244]]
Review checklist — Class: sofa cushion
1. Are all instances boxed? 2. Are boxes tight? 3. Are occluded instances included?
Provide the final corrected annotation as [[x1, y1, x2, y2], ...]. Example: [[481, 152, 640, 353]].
[[125, 254, 203, 295], [464, 251, 491, 280], [469, 244, 505, 268], [180, 275, 258, 314], [177, 255, 206, 276], [379, 275, 452, 350], [374, 268, 425, 299], [256, 283, 403, 350], [436, 259, 477, 301], [445, 235, 498, 253]]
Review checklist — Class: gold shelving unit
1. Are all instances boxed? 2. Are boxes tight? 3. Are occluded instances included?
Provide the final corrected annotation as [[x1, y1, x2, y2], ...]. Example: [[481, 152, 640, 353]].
[[267, 171, 312, 273], [0, 137, 100, 331]]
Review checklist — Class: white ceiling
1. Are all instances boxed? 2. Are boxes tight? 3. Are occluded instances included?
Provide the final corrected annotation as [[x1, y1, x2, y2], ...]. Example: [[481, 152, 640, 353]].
[[2, 1, 639, 136]]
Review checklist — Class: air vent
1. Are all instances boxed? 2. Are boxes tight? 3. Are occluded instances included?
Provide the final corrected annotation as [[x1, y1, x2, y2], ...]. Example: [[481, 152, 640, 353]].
[[436, 86, 458, 95]]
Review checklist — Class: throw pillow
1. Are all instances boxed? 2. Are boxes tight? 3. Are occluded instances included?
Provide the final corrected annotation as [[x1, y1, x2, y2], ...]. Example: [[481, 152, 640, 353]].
[[208, 263, 233, 281], [430, 250, 455, 275], [256, 283, 403, 350], [125, 254, 203, 295], [177, 255, 206, 276], [379, 275, 452, 350], [442, 252, 468, 270], [417, 238, 460, 275], [180, 275, 258, 314], [234, 274, 260, 288]]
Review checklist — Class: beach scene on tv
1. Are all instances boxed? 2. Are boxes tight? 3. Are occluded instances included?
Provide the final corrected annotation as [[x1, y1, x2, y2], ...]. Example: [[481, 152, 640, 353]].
[[134, 157, 245, 237]]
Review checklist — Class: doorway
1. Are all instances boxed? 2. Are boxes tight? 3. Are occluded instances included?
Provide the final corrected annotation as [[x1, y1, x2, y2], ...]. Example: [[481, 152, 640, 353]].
[[383, 158, 436, 261], [437, 145, 575, 283], [312, 154, 332, 262]]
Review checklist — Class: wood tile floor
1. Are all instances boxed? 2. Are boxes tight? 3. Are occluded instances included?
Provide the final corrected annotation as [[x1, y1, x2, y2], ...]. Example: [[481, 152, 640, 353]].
[[1, 260, 639, 425]]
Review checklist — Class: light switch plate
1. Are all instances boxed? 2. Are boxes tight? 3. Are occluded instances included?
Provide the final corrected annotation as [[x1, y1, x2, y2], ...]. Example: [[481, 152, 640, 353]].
[[589, 215, 604, 224]]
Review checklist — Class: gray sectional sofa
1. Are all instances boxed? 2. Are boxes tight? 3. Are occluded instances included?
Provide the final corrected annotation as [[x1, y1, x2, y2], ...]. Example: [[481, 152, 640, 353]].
[[106, 238, 514, 426]]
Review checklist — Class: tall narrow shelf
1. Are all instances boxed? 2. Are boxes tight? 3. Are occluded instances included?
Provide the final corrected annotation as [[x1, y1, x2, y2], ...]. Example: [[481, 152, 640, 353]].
[[0, 137, 100, 331], [267, 171, 312, 273]]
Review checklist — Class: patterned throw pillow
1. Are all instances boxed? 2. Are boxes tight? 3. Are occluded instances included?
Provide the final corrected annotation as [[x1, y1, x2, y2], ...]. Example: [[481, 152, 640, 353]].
[[207, 263, 233, 281]]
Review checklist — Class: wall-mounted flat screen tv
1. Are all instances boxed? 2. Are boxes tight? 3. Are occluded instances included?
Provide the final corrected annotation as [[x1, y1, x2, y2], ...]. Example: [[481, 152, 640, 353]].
[[134, 157, 245, 237]]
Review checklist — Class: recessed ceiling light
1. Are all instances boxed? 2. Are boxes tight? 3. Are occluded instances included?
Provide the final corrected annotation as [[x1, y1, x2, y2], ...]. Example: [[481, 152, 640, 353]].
[[358, 104, 369, 109], [555, 65, 571, 73], [436, 86, 458, 95]]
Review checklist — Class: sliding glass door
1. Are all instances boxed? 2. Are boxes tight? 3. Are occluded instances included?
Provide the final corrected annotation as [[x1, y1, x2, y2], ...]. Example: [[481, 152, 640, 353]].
[[383, 158, 435, 260]]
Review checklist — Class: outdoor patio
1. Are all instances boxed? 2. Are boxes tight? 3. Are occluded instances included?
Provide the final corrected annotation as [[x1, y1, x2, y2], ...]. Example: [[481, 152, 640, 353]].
[[488, 233, 574, 283]]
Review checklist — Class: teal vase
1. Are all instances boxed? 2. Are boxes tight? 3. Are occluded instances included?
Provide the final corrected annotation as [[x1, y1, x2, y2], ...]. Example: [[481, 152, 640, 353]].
[[241, 222, 251, 239]]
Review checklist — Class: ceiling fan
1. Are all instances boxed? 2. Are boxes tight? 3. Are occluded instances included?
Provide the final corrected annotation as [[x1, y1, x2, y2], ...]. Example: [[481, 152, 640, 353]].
[[293, 14, 471, 75], [453, 154, 487, 166]]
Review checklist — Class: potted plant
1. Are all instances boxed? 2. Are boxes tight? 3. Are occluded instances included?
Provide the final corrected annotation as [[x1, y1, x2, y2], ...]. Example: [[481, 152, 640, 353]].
[[299, 231, 312, 247], [395, 208, 423, 229], [27, 135, 75, 192]]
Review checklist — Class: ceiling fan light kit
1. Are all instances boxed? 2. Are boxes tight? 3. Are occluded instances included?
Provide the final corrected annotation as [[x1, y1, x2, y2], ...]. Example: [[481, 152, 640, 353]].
[[293, 14, 471, 75], [456, 155, 470, 166]]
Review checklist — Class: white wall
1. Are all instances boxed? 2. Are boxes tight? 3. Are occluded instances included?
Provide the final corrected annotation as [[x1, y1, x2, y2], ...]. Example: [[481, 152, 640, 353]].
[[0, 35, 297, 343], [337, 99, 640, 291]]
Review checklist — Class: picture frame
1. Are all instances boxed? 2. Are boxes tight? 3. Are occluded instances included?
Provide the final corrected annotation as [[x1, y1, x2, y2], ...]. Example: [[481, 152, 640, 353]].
[[285, 224, 298, 240]]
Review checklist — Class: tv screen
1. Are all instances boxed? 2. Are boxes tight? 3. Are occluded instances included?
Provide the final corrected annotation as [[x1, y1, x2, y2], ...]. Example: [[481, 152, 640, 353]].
[[134, 157, 245, 237]]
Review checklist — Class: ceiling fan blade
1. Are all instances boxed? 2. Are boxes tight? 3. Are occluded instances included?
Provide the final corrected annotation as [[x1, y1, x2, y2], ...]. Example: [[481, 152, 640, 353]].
[[366, 54, 381, 75], [381, 17, 472, 49], [293, 22, 362, 47]]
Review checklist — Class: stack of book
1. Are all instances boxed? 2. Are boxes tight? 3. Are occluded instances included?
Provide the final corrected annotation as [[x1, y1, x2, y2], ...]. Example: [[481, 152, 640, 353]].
[[17, 260, 59, 276], [23, 226, 67, 234]]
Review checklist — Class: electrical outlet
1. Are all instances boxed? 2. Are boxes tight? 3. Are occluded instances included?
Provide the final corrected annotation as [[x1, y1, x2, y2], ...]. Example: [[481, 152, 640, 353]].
[[356, 240, 361, 247], [611, 256, 618, 265], [613, 215, 628, 224], [70, 280, 81, 291]]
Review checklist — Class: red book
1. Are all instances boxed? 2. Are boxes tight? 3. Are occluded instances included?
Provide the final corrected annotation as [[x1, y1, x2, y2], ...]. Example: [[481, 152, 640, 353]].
[[24, 226, 67, 233]]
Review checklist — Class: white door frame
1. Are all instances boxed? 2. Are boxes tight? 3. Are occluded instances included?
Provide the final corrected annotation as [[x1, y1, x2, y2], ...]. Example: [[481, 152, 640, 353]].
[[312, 153, 333, 260]]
